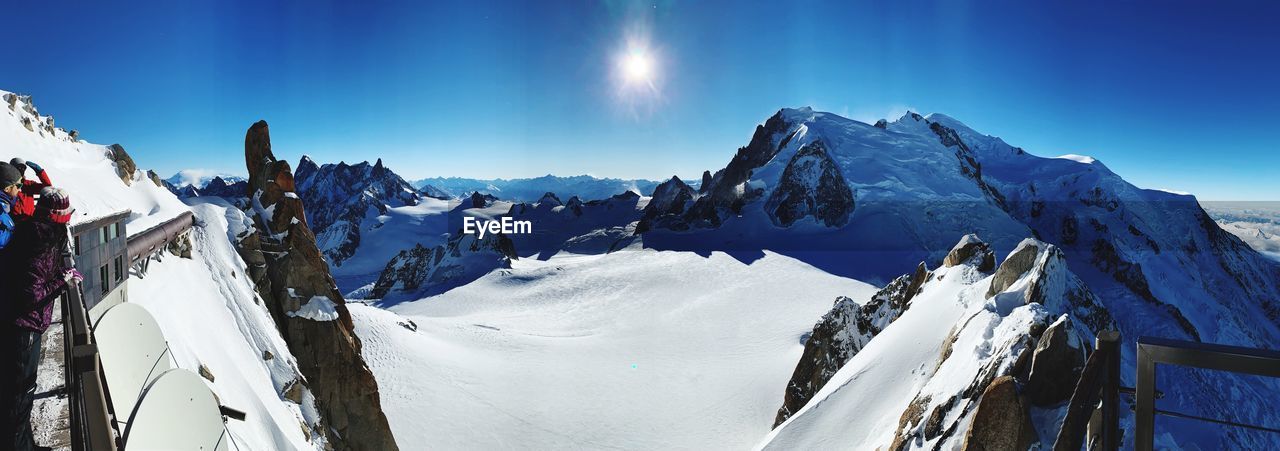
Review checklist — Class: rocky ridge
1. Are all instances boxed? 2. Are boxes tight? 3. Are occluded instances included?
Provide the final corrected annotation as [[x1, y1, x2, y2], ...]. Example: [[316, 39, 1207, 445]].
[[234, 120, 398, 450]]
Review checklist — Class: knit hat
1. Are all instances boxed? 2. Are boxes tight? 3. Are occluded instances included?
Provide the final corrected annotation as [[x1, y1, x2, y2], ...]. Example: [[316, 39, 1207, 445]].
[[37, 186, 73, 224], [0, 162, 21, 188], [9, 157, 26, 175]]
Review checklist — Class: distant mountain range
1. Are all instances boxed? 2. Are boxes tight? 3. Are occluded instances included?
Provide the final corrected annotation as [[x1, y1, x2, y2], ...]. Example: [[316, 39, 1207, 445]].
[[165, 169, 246, 188], [412, 174, 677, 202]]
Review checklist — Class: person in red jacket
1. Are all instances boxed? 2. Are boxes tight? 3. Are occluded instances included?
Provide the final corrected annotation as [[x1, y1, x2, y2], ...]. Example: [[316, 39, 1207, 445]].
[[7, 158, 52, 220]]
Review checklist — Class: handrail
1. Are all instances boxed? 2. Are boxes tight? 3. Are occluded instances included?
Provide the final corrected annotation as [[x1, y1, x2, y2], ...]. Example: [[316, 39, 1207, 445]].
[[61, 246, 121, 450], [1052, 330, 1121, 450], [1135, 336, 1280, 450]]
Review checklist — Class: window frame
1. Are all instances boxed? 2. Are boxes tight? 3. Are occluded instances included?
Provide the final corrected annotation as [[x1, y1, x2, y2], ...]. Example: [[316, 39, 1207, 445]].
[[100, 264, 110, 294]]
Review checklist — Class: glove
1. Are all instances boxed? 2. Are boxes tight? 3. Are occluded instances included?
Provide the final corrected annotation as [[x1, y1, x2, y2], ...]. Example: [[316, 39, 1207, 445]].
[[25, 161, 42, 173], [64, 268, 83, 283]]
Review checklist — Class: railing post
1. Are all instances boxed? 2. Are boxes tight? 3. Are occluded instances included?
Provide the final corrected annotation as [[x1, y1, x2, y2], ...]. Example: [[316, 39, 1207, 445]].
[[1098, 331, 1120, 450], [1135, 341, 1156, 451]]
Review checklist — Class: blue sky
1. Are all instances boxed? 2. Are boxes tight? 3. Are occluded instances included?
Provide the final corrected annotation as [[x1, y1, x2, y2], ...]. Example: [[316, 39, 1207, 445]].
[[3, 0, 1277, 200]]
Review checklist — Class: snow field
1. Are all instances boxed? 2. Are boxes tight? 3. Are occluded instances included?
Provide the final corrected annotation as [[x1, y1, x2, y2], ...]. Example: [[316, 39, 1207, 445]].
[[352, 249, 877, 450]]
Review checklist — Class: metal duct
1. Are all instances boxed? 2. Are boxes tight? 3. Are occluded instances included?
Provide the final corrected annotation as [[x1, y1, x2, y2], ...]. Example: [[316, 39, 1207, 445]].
[[127, 211, 195, 263]]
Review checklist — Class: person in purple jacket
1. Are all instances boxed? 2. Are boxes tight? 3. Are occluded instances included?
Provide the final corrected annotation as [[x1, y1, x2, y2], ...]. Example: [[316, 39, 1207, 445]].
[[1, 186, 75, 451]]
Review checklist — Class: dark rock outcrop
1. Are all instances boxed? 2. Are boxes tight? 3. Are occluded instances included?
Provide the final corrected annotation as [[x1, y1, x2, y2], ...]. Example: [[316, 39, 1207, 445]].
[[763, 140, 854, 228], [774, 262, 930, 426], [942, 234, 995, 271], [636, 176, 695, 233], [961, 376, 1037, 451], [469, 191, 498, 208], [987, 241, 1041, 297], [1025, 316, 1087, 406], [642, 110, 796, 231], [699, 170, 712, 194], [107, 143, 137, 186], [235, 120, 398, 450], [146, 169, 164, 187]]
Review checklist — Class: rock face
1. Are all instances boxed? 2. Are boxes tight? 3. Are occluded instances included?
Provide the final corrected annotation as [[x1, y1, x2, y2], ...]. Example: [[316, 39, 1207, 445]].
[[770, 235, 1118, 449], [943, 234, 996, 271], [961, 376, 1037, 451], [370, 232, 517, 300], [636, 176, 696, 232], [202, 176, 250, 198], [419, 184, 452, 200], [107, 143, 137, 185], [146, 169, 164, 187], [1024, 316, 1087, 406], [987, 240, 1041, 296], [774, 261, 930, 426], [293, 156, 421, 266], [764, 140, 854, 228], [235, 120, 398, 450]]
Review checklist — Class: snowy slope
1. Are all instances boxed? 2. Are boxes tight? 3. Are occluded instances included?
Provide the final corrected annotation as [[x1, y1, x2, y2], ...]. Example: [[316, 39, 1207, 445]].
[[3, 90, 325, 450], [762, 236, 1111, 449], [1, 91, 189, 233], [351, 248, 877, 450], [131, 199, 324, 450], [328, 199, 453, 292]]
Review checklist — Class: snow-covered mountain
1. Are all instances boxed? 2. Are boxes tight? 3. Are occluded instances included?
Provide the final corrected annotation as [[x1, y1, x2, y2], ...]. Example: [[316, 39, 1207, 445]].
[[631, 107, 1279, 448], [766, 235, 1113, 449], [349, 106, 1279, 449], [1205, 201, 1280, 262], [413, 174, 666, 202], [166, 175, 249, 199], [293, 157, 423, 267], [166, 169, 246, 188], [358, 190, 645, 302]]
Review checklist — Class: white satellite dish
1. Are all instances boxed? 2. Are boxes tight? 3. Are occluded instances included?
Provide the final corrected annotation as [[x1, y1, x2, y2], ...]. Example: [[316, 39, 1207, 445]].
[[122, 369, 229, 450], [92, 302, 174, 429]]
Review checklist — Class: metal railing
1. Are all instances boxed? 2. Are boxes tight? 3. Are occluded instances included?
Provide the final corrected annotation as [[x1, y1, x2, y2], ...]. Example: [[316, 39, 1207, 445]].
[[1053, 331, 1121, 450], [1135, 336, 1280, 450], [60, 247, 121, 450]]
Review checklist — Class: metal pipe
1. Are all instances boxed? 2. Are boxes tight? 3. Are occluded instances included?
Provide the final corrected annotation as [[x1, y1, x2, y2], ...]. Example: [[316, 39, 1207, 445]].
[[127, 211, 194, 263]]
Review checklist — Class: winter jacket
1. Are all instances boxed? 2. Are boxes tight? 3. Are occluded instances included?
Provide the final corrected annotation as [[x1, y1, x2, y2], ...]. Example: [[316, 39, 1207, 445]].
[[0, 191, 13, 249], [0, 219, 68, 333], [10, 169, 52, 220]]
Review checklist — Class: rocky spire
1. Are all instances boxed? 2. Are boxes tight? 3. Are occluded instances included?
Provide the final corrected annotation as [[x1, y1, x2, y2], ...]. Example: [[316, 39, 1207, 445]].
[[237, 120, 398, 450]]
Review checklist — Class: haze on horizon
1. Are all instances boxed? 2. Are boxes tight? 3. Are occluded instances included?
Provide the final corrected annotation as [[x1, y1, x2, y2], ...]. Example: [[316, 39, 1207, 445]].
[[2, 0, 1278, 200]]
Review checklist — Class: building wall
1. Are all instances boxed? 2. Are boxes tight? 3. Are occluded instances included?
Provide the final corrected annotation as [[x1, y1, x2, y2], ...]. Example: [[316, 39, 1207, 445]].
[[73, 217, 129, 313]]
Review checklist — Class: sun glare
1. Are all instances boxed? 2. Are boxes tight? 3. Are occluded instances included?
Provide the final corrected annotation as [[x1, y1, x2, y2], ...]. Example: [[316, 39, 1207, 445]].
[[610, 30, 665, 118], [621, 51, 653, 84]]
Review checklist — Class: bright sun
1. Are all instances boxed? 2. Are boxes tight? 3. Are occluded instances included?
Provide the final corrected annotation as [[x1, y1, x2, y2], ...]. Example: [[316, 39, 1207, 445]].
[[621, 51, 653, 84]]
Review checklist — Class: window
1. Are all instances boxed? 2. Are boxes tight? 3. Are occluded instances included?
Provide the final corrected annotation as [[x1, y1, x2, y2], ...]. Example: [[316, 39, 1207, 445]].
[[100, 264, 110, 294], [99, 227, 107, 245], [73, 235, 81, 256], [108, 222, 119, 240], [114, 255, 124, 283]]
